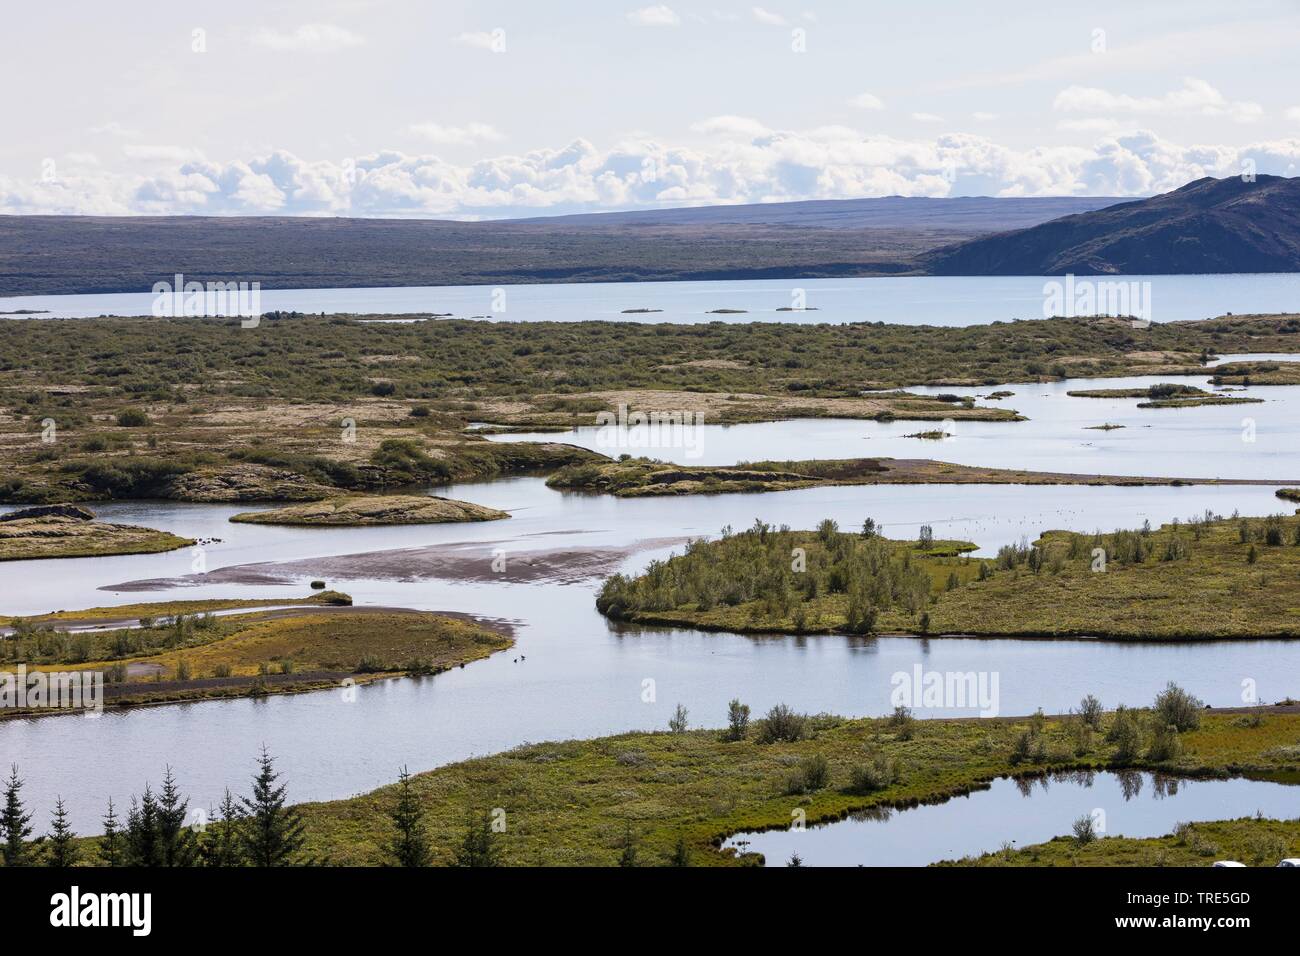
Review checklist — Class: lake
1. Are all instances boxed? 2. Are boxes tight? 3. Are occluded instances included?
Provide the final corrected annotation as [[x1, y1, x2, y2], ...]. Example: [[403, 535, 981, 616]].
[[3, 273, 1300, 324], [723, 771, 1300, 866]]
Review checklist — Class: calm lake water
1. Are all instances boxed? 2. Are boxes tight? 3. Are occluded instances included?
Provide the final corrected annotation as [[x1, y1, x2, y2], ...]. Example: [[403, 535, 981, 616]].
[[723, 771, 1300, 866], [3, 274, 1300, 324], [494, 361, 1300, 481]]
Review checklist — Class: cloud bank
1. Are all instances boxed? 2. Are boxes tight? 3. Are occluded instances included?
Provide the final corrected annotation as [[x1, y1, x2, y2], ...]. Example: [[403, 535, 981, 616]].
[[5, 126, 1299, 218]]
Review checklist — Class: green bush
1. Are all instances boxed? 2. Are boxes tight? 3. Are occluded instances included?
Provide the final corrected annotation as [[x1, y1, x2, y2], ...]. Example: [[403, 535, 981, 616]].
[[848, 754, 899, 794], [1153, 682, 1202, 732], [888, 705, 915, 740], [116, 408, 151, 427], [1107, 706, 1143, 763], [758, 703, 809, 744], [724, 698, 750, 741], [1146, 721, 1183, 761], [784, 754, 829, 795], [1077, 694, 1103, 729]]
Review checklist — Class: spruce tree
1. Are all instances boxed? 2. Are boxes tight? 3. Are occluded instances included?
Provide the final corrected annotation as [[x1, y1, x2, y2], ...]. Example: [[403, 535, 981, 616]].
[[452, 809, 502, 867], [46, 797, 78, 867], [99, 798, 124, 867], [203, 789, 246, 867], [156, 767, 198, 866], [386, 767, 432, 867], [0, 765, 33, 866], [240, 747, 305, 866], [125, 788, 161, 866]]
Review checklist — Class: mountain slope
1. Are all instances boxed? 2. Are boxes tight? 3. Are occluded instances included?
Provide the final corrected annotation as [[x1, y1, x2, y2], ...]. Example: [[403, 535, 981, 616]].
[[925, 176, 1300, 275]]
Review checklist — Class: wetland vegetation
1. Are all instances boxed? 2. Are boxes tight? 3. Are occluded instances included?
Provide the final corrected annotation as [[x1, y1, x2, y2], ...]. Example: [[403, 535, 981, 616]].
[[4, 691, 1295, 866], [4, 312, 1300, 504]]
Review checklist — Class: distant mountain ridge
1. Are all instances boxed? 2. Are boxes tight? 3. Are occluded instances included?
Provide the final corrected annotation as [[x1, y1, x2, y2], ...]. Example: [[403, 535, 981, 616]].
[[926, 175, 1300, 275], [2, 182, 1293, 297], [513, 195, 1121, 231], [0, 196, 1119, 297]]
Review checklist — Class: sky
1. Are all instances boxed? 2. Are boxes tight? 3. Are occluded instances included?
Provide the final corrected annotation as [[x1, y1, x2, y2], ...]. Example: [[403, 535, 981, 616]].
[[4, 0, 1300, 218]]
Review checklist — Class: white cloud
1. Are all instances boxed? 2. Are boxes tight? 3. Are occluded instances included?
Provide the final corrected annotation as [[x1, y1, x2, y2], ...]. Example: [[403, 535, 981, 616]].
[[627, 5, 680, 26], [5, 130, 1299, 218], [1057, 117, 1124, 134], [751, 7, 787, 26], [455, 31, 500, 50], [848, 92, 885, 111], [88, 121, 136, 138], [690, 115, 771, 138], [122, 144, 206, 164], [1054, 78, 1263, 123], [972, 112, 998, 122], [251, 24, 364, 53], [1286, 107, 1300, 122], [408, 122, 504, 145], [912, 112, 945, 123]]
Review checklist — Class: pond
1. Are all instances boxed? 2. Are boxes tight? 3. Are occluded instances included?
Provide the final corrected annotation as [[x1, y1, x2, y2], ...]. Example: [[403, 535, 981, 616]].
[[723, 771, 1300, 866], [491, 360, 1300, 481]]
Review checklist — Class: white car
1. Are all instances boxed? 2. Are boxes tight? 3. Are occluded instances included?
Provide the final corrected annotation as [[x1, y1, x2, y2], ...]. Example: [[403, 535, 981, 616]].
[[1278, 859, 1300, 867], [1212, 860, 1247, 867]]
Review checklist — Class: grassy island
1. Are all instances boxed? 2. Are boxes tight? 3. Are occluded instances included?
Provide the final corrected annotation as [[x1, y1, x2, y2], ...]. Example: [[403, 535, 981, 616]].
[[597, 513, 1300, 639], [1066, 383, 1262, 408], [0, 597, 511, 713], [229, 494, 508, 526], [0, 505, 192, 561], [546, 455, 1272, 498]]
